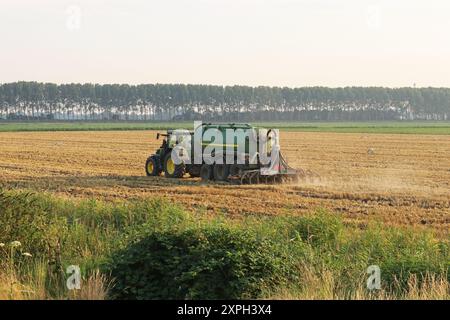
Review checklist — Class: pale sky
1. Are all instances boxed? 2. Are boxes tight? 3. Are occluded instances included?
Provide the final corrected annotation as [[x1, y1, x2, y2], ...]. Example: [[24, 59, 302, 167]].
[[1, 0, 450, 87]]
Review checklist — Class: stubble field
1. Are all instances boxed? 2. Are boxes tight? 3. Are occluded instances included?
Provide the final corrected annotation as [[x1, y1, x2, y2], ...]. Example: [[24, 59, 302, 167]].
[[0, 130, 449, 235]]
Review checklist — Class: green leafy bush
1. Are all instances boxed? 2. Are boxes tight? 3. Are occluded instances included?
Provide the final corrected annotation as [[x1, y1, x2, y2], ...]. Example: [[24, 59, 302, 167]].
[[106, 225, 293, 299]]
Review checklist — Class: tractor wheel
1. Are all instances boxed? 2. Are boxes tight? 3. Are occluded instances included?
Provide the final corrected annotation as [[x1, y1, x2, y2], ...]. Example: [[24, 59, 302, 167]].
[[145, 155, 162, 176], [163, 153, 185, 178], [200, 164, 213, 181], [213, 164, 230, 181]]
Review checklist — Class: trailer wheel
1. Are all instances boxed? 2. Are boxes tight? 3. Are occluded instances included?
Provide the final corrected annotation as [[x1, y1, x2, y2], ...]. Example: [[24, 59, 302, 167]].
[[200, 164, 213, 181], [145, 155, 162, 176], [163, 153, 185, 178], [187, 165, 201, 178], [213, 164, 230, 181], [229, 164, 242, 177]]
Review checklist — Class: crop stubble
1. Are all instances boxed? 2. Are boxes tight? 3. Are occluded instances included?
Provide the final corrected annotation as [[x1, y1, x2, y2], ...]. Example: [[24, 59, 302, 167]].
[[0, 130, 449, 234]]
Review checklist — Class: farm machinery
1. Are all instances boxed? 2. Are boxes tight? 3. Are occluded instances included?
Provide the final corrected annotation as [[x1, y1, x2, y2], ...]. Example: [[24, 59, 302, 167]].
[[145, 123, 299, 184]]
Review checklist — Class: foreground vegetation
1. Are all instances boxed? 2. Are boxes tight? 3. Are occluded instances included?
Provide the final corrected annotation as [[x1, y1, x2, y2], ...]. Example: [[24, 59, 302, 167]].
[[0, 190, 448, 300], [1, 121, 450, 134]]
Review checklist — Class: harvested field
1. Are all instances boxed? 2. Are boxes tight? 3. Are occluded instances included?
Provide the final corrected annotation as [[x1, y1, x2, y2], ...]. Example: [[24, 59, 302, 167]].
[[0, 130, 449, 234]]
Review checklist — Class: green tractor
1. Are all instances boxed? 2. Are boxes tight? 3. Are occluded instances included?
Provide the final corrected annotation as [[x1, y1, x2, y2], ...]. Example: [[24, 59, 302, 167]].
[[145, 123, 298, 184], [145, 130, 188, 179]]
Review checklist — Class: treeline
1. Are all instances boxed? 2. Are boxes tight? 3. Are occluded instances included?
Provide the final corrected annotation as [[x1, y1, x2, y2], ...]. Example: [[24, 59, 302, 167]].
[[0, 82, 449, 121]]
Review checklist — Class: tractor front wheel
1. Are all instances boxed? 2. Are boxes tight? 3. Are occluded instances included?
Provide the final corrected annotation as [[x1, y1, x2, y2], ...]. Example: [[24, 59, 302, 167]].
[[163, 153, 185, 178]]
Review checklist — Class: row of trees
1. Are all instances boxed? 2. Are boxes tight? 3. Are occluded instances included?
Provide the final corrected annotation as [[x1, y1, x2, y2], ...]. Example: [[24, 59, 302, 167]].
[[0, 82, 449, 121]]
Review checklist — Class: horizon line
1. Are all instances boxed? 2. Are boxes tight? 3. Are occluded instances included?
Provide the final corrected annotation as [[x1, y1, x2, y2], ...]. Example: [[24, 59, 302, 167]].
[[0, 81, 447, 90]]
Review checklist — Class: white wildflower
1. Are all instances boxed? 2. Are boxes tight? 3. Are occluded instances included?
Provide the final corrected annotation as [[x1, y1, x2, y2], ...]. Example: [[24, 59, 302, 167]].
[[10, 241, 21, 248], [0, 243, 5, 247]]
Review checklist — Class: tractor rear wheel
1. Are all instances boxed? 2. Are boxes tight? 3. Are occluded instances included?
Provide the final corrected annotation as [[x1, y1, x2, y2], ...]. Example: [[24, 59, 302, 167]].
[[145, 155, 162, 176], [200, 164, 213, 181], [213, 164, 230, 181], [163, 153, 185, 178]]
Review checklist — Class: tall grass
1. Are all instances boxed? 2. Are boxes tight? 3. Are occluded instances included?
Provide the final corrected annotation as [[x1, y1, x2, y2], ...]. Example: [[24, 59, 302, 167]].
[[265, 269, 449, 300], [0, 263, 109, 300], [0, 189, 448, 299]]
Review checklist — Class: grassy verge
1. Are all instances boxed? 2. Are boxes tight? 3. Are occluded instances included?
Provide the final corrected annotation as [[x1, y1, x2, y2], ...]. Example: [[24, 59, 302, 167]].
[[1, 121, 450, 134], [0, 190, 448, 299]]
